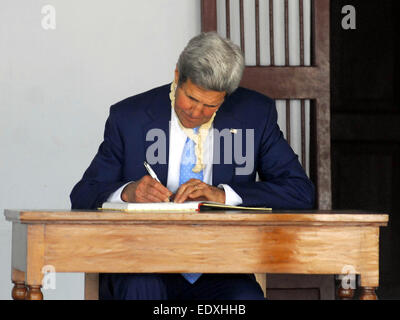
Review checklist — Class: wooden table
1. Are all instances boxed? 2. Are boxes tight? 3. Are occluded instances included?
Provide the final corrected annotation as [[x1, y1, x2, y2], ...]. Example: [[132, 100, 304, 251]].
[[4, 209, 388, 300]]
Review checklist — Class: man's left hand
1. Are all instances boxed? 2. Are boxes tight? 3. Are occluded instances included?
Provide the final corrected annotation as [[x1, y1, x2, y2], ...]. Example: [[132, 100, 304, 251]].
[[173, 179, 225, 204]]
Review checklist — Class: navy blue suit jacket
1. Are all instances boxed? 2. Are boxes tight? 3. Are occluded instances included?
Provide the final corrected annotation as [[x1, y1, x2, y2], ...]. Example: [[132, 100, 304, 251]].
[[70, 84, 314, 210]]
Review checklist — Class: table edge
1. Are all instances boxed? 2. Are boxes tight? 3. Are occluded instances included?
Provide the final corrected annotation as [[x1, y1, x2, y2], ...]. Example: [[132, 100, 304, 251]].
[[4, 209, 389, 226]]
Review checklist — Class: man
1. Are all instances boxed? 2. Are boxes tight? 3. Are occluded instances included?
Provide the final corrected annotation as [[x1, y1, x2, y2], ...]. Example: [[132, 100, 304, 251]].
[[70, 32, 315, 300]]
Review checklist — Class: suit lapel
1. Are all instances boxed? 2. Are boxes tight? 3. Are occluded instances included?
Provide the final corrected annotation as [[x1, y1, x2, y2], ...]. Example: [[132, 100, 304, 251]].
[[212, 104, 244, 186], [142, 86, 171, 186]]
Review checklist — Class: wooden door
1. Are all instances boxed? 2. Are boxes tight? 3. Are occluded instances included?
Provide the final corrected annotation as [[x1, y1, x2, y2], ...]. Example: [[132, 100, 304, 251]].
[[201, 0, 335, 299]]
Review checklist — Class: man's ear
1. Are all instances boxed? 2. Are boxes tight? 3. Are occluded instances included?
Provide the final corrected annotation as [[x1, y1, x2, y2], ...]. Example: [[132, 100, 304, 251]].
[[174, 68, 179, 84]]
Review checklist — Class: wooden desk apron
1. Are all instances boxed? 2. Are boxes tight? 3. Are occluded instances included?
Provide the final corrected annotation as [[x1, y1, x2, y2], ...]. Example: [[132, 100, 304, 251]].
[[4, 209, 388, 300]]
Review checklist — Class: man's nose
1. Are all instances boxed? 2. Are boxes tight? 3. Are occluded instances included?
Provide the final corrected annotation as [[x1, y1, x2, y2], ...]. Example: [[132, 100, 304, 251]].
[[189, 102, 203, 118]]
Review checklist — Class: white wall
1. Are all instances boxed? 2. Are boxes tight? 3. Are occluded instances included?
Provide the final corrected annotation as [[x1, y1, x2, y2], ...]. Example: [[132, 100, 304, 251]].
[[0, 0, 200, 300]]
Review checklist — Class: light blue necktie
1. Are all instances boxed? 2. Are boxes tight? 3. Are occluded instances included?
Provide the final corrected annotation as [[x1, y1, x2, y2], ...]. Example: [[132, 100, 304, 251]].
[[180, 127, 203, 284]]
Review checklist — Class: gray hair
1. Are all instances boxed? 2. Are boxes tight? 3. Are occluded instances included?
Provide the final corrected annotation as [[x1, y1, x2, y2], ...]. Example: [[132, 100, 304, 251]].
[[177, 32, 244, 95]]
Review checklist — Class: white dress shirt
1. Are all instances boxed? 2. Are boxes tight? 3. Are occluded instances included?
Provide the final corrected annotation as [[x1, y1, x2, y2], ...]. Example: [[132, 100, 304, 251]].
[[107, 107, 243, 206]]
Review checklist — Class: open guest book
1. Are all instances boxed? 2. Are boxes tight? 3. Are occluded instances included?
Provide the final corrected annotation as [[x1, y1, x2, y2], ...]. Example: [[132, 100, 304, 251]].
[[101, 201, 272, 212]]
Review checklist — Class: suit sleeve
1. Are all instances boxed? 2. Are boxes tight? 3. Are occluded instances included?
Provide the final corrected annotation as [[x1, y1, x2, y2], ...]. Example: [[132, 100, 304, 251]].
[[70, 107, 128, 209], [228, 101, 315, 209]]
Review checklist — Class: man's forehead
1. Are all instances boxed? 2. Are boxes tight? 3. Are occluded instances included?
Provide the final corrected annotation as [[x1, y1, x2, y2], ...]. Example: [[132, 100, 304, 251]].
[[182, 79, 226, 105]]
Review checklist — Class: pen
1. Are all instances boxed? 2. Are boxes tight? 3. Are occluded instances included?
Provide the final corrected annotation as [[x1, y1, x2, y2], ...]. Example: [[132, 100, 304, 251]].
[[144, 161, 173, 202], [143, 161, 161, 183]]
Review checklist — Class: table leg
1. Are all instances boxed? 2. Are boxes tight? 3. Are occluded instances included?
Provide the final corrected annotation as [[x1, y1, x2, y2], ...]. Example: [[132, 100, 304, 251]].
[[26, 285, 43, 300], [358, 227, 379, 300], [11, 269, 27, 300], [359, 287, 377, 300], [25, 225, 45, 300], [12, 281, 27, 300], [338, 287, 355, 300]]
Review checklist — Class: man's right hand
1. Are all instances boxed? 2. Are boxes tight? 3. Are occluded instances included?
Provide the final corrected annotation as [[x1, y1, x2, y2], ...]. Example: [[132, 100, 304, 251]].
[[121, 175, 173, 203]]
